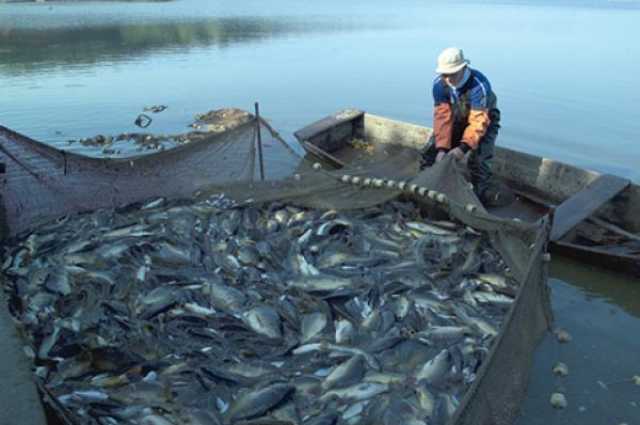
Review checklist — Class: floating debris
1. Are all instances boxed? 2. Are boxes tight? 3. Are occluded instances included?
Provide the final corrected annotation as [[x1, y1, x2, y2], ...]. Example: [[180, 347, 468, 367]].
[[550, 393, 568, 409], [552, 362, 569, 377], [600, 374, 640, 388], [134, 113, 153, 128], [554, 328, 572, 343], [143, 105, 168, 113], [2, 194, 517, 425]]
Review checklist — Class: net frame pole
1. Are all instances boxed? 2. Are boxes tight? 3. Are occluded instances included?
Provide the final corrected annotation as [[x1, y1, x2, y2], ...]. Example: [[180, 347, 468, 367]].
[[254, 102, 265, 181]]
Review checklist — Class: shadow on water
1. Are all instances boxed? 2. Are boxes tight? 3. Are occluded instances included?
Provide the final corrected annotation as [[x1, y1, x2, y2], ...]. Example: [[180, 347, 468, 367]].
[[0, 17, 320, 75]]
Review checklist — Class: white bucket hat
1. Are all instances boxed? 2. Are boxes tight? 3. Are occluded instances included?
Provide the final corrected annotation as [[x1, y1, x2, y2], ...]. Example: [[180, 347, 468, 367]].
[[436, 47, 470, 74]]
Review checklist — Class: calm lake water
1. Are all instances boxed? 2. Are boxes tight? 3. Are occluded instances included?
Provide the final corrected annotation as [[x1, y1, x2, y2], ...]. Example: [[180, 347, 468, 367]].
[[1, 0, 639, 423]]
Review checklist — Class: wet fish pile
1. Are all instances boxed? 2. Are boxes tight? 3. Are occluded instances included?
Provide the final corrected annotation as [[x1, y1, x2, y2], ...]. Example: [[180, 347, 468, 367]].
[[2, 194, 518, 425], [66, 132, 189, 155], [65, 108, 255, 157]]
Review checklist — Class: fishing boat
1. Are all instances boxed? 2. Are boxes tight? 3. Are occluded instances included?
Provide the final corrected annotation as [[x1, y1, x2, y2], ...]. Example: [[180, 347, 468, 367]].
[[294, 109, 640, 277]]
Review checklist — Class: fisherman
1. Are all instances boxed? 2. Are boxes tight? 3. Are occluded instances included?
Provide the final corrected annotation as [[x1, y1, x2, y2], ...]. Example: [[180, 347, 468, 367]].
[[422, 47, 501, 204]]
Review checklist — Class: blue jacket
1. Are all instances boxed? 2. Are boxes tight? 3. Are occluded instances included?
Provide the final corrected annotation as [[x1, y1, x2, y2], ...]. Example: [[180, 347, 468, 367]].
[[432, 68, 497, 150]]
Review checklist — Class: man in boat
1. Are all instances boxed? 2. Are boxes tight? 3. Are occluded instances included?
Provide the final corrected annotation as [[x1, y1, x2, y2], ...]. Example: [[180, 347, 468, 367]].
[[422, 47, 501, 204]]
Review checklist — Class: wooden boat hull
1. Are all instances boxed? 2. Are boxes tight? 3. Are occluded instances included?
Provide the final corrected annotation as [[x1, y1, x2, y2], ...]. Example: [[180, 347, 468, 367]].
[[295, 110, 640, 277]]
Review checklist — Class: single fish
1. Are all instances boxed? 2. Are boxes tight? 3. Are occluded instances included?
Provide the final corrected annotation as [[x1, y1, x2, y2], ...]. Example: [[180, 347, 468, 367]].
[[335, 319, 356, 344], [451, 304, 498, 337], [320, 382, 388, 402], [322, 355, 366, 390], [202, 280, 246, 311], [316, 219, 352, 236], [225, 383, 294, 422], [472, 291, 514, 307], [102, 224, 153, 239], [415, 382, 436, 417], [416, 326, 470, 344], [288, 275, 354, 292], [242, 305, 283, 339], [44, 267, 71, 295], [301, 312, 328, 343], [414, 349, 450, 384], [364, 372, 406, 385]]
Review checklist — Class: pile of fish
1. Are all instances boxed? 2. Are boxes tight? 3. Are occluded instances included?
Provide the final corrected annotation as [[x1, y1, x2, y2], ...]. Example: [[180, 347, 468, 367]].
[[65, 108, 254, 157], [2, 193, 518, 425], [66, 132, 187, 155]]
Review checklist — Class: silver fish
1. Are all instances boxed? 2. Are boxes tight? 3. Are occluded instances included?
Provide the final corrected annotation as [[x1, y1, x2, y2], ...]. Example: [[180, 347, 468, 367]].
[[202, 280, 246, 311], [242, 305, 282, 339], [322, 354, 366, 390], [415, 349, 450, 384], [316, 219, 352, 236], [415, 382, 436, 417], [320, 382, 388, 402], [405, 221, 456, 236], [288, 275, 353, 292], [472, 291, 514, 307], [301, 312, 328, 343], [335, 319, 356, 344], [102, 224, 153, 239], [226, 383, 293, 422], [451, 304, 499, 337], [416, 326, 470, 344], [45, 267, 71, 295]]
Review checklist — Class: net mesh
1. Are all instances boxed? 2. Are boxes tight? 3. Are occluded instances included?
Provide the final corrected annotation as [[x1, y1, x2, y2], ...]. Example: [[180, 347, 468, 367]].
[[0, 111, 552, 425]]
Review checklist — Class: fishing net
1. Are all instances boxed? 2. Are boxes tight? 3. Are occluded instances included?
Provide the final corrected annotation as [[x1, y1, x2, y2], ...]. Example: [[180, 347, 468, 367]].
[[0, 109, 552, 425]]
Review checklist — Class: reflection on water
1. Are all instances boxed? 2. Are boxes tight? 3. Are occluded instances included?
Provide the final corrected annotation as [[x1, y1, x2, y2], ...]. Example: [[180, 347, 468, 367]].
[[0, 18, 344, 76]]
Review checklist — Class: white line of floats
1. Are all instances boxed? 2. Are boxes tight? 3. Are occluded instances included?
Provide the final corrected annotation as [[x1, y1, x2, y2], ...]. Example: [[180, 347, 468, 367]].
[[311, 162, 552, 263], [310, 159, 477, 213]]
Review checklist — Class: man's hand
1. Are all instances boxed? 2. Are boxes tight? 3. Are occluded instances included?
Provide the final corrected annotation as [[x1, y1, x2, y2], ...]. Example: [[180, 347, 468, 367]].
[[436, 150, 447, 162], [447, 147, 466, 161]]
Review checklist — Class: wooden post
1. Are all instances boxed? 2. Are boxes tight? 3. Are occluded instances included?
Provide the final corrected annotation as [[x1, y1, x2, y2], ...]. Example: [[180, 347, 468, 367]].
[[254, 102, 265, 181]]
